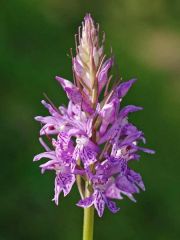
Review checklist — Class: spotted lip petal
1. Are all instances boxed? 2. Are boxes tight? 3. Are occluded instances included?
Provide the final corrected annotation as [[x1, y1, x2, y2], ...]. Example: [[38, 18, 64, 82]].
[[74, 137, 99, 168], [76, 195, 95, 208]]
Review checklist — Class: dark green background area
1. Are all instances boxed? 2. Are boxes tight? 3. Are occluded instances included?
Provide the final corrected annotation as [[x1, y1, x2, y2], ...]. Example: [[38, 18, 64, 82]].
[[1, 0, 180, 239]]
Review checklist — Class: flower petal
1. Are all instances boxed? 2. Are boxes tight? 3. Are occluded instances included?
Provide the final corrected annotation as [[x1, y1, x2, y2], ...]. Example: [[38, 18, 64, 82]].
[[52, 175, 63, 205], [77, 195, 95, 208], [33, 151, 56, 162], [116, 175, 138, 194], [119, 105, 143, 119], [98, 58, 113, 94], [94, 191, 106, 217], [128, 169, 145, 191], [39, 159, 58, 173], [55, 173, 75, 198], [137, 146, 155, 154], [116, 79, 136, 98], [99, 99, 119, 136], [56, 76, 82, 104], [105, 183, 123, 200], [106, 199, 120, 213], [41, 100, 60, 117]]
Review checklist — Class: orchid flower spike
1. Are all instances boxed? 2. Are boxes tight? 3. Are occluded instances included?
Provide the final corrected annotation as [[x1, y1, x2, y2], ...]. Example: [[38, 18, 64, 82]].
[[34, 13, 155, 218]]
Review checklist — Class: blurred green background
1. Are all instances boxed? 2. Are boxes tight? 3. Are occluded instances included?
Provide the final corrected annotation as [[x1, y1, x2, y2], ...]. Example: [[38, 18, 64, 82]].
[[1, 0, 180, 239]]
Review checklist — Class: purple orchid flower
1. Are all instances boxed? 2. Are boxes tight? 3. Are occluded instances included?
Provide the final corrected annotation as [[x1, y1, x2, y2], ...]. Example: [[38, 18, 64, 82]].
[[34, 13, 155, 218]]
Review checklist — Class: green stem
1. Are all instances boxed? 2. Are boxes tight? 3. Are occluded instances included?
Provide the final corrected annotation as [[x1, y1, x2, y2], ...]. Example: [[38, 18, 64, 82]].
[[82, 185, 94, 240], [83, 205, 94, 240]]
